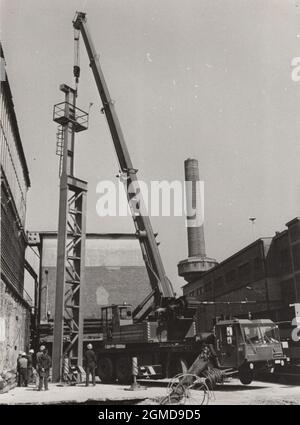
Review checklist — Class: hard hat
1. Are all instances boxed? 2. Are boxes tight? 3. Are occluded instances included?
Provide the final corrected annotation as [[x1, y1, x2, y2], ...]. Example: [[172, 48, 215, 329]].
[[29, 349, 34, 353], [40, 345, 45, 351], [87, 343, 93, 349], [22, 352, 26, 356]]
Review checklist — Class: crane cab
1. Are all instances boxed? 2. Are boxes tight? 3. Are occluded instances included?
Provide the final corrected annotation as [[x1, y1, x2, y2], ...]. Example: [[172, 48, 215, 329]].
[[101, 304, 133, 338]]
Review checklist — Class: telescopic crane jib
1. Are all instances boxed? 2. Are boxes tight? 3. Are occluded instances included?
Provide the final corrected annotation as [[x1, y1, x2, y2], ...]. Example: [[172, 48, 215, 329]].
[[72, 11, 181, 322]]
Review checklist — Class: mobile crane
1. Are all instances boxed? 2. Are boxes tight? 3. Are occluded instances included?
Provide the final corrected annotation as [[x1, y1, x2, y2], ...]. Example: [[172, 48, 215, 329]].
[[71, 11, 286, 385]]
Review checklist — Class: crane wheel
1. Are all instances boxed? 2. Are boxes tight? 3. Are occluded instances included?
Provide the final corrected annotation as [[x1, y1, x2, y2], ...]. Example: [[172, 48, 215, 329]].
[[97, 357, 114, 383], [115, 356, 131, 384], [239, 367, 253, 385]]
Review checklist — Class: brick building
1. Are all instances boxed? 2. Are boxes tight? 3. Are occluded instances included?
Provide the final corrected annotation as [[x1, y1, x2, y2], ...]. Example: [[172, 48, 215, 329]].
[[0, 43, 31, 384], [183, 218, 300, 334], [36, 232, 150, 337]]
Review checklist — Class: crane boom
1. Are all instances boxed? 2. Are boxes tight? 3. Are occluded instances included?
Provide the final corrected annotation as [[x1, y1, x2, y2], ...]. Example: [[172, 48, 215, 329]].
[[73, 12, 175, 317]]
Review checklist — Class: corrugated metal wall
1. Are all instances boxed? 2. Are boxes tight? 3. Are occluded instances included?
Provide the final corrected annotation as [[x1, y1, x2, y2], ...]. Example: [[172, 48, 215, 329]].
[[1, 184, 26, 293], [0, 279, 30, 374], [0, 80, 28, 226], [0, 45, 31, 378]]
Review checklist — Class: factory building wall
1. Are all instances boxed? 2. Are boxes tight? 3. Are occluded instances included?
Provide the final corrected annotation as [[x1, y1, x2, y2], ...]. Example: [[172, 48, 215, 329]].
[[0, 43, 31, 382], [1, 185, 27, 293], [184, 239, 272, 300], [39, 234, 150, 323], [184, 218, 300, 332], [0, 47, 29, 227], [0, 280, 31, 373]]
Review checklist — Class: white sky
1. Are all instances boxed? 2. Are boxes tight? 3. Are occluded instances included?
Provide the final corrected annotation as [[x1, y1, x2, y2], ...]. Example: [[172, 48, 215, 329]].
[[1, 0, 300, 294]]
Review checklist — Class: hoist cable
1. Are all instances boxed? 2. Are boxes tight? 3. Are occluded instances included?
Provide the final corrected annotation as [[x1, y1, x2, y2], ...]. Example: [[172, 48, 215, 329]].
[[73, 28, 81, 94]]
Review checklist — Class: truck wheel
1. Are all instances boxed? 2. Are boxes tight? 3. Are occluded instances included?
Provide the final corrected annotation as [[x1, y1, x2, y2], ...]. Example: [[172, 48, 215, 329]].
[[115, 356, 131, 384], [97, 357, 114, 383], [239, 369, 253, 385]]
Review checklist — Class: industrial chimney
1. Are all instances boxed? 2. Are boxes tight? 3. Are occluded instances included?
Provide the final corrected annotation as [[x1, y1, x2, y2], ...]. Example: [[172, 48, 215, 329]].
[[177, 158, 217, 283]]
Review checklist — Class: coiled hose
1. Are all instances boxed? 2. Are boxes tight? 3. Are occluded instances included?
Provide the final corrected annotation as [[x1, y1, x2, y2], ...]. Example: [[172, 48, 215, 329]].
[[160, 373, 213, 405], [202, 367, 226, 389]]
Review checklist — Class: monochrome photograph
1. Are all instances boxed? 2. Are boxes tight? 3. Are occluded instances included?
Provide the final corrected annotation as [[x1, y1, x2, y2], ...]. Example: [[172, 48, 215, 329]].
[[0, 0, 299, 411]]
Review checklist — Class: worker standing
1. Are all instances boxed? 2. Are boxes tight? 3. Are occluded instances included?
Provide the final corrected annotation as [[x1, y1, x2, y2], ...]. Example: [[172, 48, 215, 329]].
[[27, 349, 34, 384], [16, 352, 23, 386], [37, 345, 45, 360], [84, 343, 97, 386], [37, 347, 51, 391], [35, 345, 45, 389], [18, 353, 29, 387]]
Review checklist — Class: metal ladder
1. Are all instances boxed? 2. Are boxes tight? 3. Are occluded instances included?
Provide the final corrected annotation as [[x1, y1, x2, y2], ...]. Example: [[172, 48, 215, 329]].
[[56, 125, 64, 176]]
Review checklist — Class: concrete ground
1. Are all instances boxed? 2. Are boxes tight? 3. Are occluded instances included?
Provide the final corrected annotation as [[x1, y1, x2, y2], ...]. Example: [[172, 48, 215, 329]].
[[0, 379, 299, 405], [209, 379, 300, 405]]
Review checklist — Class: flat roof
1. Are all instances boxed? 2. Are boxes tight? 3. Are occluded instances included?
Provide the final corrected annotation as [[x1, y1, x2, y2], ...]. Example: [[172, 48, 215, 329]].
[[183, 217, 299, 290], [183, 237, 271, 290], [286, 217, 300, 227]]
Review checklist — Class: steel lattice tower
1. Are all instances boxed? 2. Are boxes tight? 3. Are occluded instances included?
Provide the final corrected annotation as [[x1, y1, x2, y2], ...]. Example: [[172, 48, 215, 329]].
[[52, 84, 88, 382]]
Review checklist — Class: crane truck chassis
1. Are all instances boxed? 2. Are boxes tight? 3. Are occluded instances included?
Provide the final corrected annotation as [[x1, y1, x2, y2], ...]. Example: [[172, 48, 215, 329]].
[[84, 304, 286, 386], [65, 11, 287, 388]]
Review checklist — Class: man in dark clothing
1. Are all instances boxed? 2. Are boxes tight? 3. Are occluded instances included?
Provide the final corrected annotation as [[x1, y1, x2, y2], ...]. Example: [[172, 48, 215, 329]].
[[27, 349, 34, 368], [35, 345, 45, 389], [27, 349, 34, 384], [18, 353, 28, 387], [36, 345, 45, 367], [84, 344, 97, 386], [16, 352, 22, 386], [37, 348, 51, 391]]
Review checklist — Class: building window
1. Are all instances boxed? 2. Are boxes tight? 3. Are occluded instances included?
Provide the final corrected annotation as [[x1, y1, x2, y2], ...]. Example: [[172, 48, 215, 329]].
[[225, 269, 237, 284], [281, 279, 296, 304], [196, 288, 203, 296], [238, 262, 251, 282], [292, 243, 300, 271], [280, 248, 292, 274], [253, 257, 261, 270], [204, 282, 213, 295], [214, 276, 224, 292]]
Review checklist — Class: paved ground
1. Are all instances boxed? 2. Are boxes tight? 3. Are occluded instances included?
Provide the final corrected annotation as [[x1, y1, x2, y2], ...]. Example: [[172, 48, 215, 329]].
[[0, 379, 299, 405], [209, 379, 300, 405], [0, 382, 166, 405]]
